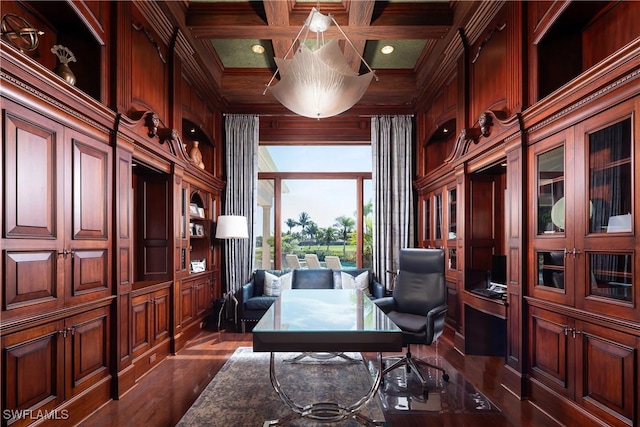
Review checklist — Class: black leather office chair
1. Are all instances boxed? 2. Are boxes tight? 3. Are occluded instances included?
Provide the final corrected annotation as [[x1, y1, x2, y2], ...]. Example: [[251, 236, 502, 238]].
[[375, 248, 449, 392]]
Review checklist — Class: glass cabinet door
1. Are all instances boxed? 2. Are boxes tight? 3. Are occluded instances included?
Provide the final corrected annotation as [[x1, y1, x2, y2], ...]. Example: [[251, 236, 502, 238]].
[[529, 130, 574, 306], [422, 196, 431, 245], [537, 146, 565, 235], [434, 192, 443, 241], [448, 187, 457, 239], [578, 114, 634, 316]]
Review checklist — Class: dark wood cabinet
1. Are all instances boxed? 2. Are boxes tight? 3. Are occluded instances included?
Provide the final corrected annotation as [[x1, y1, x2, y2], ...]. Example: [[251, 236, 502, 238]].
[[131, 285, 170, 369], [1, 305, 110, 427], [526, 94, 639, 427]]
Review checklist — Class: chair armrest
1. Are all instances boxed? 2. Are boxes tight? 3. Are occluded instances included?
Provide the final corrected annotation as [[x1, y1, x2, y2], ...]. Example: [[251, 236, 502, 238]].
[[426, 304, 448, 322], [371, 280, 385, 299], [373, 296, 396, 313], [241, 280, 256, 305]]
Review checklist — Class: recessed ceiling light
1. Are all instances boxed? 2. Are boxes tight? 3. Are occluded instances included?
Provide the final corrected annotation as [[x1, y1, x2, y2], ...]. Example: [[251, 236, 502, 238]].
[[251, 44, 265, 54], [442, 128, 448, 133], [380, 45, 394, 55]]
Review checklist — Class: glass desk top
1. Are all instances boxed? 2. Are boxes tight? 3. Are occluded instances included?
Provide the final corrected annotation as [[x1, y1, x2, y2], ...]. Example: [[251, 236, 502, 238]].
[[252, 289, 402, 353]]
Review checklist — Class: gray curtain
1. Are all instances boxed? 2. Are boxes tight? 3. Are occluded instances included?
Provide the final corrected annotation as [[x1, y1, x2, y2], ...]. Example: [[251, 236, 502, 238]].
[[371, 115, 414, 289], [223, 114, 258, 298]]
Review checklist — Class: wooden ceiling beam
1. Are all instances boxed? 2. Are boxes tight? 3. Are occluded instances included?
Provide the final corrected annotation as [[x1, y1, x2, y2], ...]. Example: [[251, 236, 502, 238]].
[[345, 0, 375, 71], [263, 0, 293, 59], [190, 25, 450, 40]]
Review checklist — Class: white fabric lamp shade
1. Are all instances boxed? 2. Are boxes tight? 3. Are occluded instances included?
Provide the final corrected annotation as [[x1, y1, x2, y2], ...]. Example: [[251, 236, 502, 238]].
[[215, 215, 249, 239]]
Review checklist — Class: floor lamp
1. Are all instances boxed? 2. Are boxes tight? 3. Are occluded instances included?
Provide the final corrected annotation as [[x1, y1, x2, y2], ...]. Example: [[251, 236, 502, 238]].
[[215, 215, 249, 329]]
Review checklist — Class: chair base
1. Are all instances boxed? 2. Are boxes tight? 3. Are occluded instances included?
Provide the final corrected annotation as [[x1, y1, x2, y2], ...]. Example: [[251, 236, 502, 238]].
[[382, 348, 449, 392]]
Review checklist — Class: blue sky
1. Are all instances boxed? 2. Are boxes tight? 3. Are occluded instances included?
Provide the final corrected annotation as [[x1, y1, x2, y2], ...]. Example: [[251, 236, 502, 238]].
[[264, 146, 372, 230]]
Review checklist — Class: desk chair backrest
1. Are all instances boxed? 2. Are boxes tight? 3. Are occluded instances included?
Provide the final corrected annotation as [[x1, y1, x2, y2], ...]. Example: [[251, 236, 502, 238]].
[[393, 248, 445, 316]]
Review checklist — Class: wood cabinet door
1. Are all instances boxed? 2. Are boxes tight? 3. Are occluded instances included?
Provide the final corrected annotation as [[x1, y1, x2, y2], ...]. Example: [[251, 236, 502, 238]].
[[152, 288, 170, 345], [529, 306, 574, 399], [66, 129, 112, 305], [574, 321, 637, 427], [180, 280, 194, 326], [1, 320, 65, 426], [131, 294, 151, 359], [194, 276, 210, 318], [65, 306, 110, 398], [2, 101, 65, 319]]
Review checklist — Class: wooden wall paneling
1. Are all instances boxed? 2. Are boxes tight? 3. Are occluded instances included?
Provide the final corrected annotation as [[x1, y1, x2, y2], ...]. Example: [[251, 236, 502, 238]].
[[129, 5, 169, 121], [114, 0, 133, 116], [581, 1, 640, 70], [113, 141, 135, 397], [137, 175, 170, 281], [505, 1, 524, 116], [503, 133, 525, 397], [468, 5, 509, 126]]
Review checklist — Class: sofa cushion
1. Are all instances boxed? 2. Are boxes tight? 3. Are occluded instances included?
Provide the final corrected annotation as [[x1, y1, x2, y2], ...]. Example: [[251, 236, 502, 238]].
[[340, 270, 371, 296], [291, 269, 335, 289], [264, 271, 293, 296], [254, 269, 290, 296], [263, 272, 281, 296], [245, 295, 278, 310]]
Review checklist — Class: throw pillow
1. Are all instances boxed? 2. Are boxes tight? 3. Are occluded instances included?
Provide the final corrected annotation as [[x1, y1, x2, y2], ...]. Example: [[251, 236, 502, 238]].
[[279, 272, 293, 291], [341, 271, 370, 296], [263, 272, 282, 297]]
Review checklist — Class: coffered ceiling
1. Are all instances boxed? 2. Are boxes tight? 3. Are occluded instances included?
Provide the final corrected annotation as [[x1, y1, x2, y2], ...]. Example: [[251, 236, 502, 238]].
[[180, 0, 487, 115]]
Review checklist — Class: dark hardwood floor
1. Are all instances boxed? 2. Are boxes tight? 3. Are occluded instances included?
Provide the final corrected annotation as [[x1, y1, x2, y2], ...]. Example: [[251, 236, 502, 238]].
[[79, 328, 558, 427]]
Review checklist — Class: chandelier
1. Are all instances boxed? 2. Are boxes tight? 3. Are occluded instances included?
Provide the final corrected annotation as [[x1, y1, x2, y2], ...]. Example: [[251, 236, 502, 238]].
[[263, 7, 377, 119]]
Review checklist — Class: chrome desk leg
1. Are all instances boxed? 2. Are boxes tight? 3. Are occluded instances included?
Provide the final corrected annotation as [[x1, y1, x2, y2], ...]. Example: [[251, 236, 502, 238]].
[[264, 352, 386, 427], [285, 352, 359, 363]]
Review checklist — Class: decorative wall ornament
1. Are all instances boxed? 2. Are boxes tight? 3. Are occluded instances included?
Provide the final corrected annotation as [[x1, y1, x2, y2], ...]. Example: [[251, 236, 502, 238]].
[[471, 23, 507, 64], [190, 141, 205, 169], [132, 22, 167, 64], [0, 14, 43, 52], [145, 112, 159, 138], [51, 45, 76, 85]]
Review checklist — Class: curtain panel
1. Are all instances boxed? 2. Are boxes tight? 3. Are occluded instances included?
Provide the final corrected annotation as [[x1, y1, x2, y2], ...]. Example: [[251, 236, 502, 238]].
[[222, 114, 259, 298], [371, 115, 415, 289]]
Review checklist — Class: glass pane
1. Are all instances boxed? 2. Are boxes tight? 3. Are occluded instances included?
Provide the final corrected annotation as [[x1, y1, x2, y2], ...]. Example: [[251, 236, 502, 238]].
[[434, 193, 443, 240], [423, 198, 431, 242], [448, 188, 457, 239], [256, 179, 275, 269], [537, 251, 565, 289], [589, 253, 632, 301], [588, 118, 632, 234], [260, 145, 372, 172], [282, 179, 357, 268], [448, 248, 457, 270], [537, 146, 565, 234]]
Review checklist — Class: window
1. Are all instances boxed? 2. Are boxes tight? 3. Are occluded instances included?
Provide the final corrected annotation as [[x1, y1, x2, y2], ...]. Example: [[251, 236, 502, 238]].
[[255, 145, 372, 270]]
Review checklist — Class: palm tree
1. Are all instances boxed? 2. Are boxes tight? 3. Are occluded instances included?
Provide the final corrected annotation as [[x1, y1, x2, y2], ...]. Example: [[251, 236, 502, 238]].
[[334, 215, 355, 257], [297, 212, 311, 240], [321, 227, 338, 251], [305, 221, 319, 248], [285, 218, 297, 234]]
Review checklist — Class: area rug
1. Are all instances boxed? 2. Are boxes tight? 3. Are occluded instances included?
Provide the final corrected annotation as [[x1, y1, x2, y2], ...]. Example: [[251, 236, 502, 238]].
[[371, 355, 501, 414], [177, 347, 385, 426]]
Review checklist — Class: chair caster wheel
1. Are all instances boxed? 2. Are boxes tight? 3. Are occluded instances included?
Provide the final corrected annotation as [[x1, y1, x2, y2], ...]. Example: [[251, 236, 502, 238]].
[[443, 373, 450, 382]]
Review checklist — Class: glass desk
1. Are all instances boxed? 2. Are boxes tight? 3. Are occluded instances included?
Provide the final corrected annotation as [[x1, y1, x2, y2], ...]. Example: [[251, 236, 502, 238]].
[[253, 289, 402, 426]]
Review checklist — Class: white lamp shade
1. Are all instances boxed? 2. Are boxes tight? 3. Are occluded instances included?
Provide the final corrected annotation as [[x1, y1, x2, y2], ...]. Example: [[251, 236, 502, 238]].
[[215, 215, 249, 239]]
